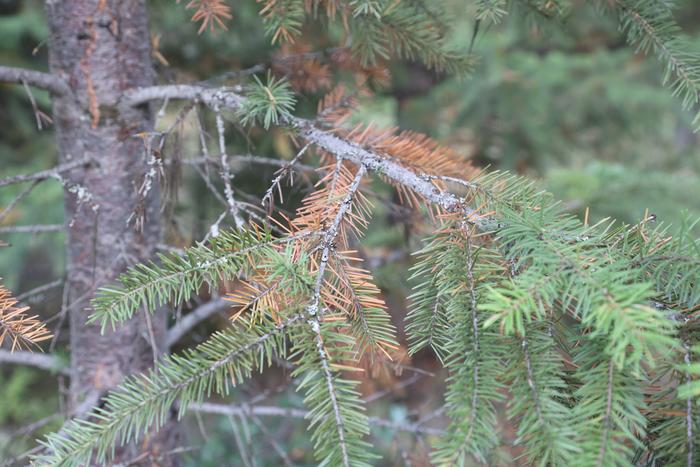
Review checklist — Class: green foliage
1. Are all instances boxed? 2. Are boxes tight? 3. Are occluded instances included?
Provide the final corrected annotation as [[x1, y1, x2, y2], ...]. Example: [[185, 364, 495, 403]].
[[259, 0, 305, 44], [350, 1, 472, 73], [406, 239, 452, 362], [571, 340, 648, 466], [475, 0, 508, 23], [424, 231, 507, 464], [504, 325, 578, 465], [254, 0, 472, 73], [483, 203, 678, 374], [405, 167, 697, 464], [238, 74, 297, 130], [546, 162, 700, 229], [614, 0, 700, 129], [89, 228, 285, 331], [349, 0, 383, 18], [32, 313, 302, 466], [37, 165, 700, 465], [631, 215, 700, 309]]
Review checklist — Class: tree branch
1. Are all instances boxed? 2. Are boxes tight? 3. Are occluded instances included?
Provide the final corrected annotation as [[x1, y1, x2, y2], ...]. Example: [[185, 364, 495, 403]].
[[122, 84, 491, 230], [0, 224, 63, 234], [166, 297, 232, 349], [182, 154, 315, 172], [0, 349, 69, 375], [191, 402, 444, 436], [0, 65, 70, 96]]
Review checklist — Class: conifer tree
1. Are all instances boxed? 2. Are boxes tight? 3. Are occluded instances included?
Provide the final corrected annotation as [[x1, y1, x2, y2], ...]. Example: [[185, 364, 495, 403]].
[[1, 0, 700, 465]]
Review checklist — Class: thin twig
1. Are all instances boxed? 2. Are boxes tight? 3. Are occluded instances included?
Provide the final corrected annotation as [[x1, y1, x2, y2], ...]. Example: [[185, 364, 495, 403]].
[[597, 359, 615, 467], [49, 278, 70, 351], [0, 157, 92, 188], [14, 278, 63, 302], [143, 310, 159, 365], [0, 180, 41, 223], [0, 225, 63, 234], [262, 143, 312, 206], [182, 154, 315, 172], [214, 106, 245, 229], [521, 336, 544, 424], [250, 415, 297, 467], [365, 373, 424, 404], [21, 80, 52, 130], [463, 228, 480, 445]]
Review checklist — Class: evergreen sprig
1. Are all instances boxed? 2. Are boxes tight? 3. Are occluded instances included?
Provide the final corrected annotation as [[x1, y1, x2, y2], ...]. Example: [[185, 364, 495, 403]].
[[89, 227, 307, 331], [475, 0, 508, 23], [505, 324, 578, 465], [351, 2, 472, 74], [238, 74, 297, 129], [613, 0, 700, 129], [32, 313, 302, 466], [571, 342, 648, 466]]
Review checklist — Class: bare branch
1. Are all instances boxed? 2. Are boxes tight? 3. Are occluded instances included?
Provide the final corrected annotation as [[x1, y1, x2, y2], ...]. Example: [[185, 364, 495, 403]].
[[0, 66, 70, 96], [0, 349, 68, 375], [0, 157, 93, 188], [183, 154, 315, 172], [0, 224, 63, 234], [166, 297, 232, 348], [191, 402, 444, 436], [213, 106, 245, 229], [22, 80, 53, 130]]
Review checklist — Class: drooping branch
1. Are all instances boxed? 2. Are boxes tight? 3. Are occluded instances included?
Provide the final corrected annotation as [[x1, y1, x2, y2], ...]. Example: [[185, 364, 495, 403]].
[[0, 349, 69, 375], [0, 65, 70, 96]]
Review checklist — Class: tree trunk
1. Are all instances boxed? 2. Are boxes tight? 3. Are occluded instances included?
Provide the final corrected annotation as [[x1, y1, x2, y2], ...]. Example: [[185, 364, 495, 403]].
[[44, 0, 178, 462]]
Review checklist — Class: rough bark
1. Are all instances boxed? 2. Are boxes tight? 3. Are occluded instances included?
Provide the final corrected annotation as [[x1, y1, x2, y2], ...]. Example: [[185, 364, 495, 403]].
[[44, 0, 178, 463]]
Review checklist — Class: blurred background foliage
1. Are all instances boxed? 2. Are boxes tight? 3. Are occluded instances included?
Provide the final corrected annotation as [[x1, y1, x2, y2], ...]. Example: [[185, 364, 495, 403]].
[[1, 0, 700, 464]]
